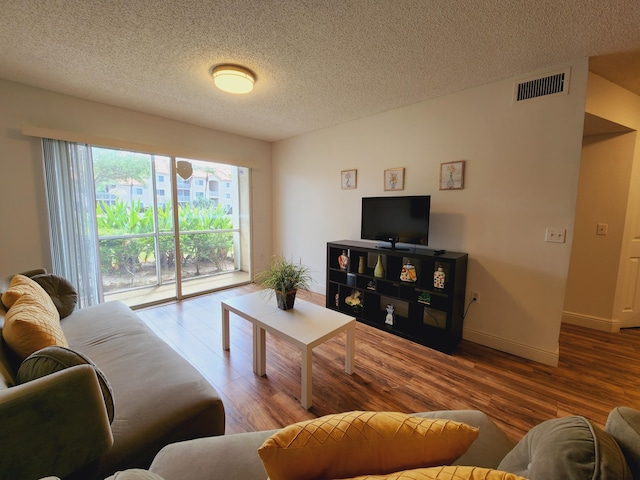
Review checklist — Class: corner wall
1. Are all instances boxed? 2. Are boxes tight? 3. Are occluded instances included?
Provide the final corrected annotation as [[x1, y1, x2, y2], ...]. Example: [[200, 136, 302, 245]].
[[272, 59, 590, 365], [0, 79, 272, 277]]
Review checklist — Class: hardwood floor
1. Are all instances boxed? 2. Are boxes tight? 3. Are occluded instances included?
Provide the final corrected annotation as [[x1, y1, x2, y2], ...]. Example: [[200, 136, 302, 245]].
[[136, 284, 640, 442]]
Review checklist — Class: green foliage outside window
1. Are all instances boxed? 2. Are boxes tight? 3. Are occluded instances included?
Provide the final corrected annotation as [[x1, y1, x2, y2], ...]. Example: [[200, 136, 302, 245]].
[[96, 199, 234, 279]]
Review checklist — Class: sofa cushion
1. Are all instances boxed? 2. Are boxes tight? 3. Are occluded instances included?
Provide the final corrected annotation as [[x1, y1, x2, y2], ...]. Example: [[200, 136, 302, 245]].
[[344, 465, 527, 479], [498, 416, 632, 480], [61, 300, 225, 479], [257, 411, 479, 480], [411, 410, 514, 469], [605, 406, 640, 479], [17, 345, 115, 422], [31, 273, 78, 319], [1, 274, 68, 359]]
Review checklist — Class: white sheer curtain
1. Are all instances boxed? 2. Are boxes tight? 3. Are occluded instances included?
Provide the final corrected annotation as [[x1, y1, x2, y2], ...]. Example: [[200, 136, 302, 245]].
[[42, 138, 103, 307]]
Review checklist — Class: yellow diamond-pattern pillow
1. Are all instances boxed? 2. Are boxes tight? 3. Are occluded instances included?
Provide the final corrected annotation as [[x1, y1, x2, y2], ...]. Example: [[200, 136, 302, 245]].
[[342, 465, 528, 479], [257, 411, 479, 480], [1, 274, 68, 359]]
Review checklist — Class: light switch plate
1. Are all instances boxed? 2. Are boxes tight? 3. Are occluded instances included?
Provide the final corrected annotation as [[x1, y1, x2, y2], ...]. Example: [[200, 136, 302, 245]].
[[545, 227, 566, 243]]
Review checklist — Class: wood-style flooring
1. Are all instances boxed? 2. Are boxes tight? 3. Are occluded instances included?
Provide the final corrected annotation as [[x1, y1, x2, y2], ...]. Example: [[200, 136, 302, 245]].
[[136, 284, 640, 442]]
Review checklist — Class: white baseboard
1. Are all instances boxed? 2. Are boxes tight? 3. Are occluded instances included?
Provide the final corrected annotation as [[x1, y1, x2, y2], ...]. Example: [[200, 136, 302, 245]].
[[463, 328, 559, 367], [562, 311, 620, 332]]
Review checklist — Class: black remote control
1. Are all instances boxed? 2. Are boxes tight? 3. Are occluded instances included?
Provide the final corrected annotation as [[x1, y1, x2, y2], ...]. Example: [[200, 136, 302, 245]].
[[433, 249, 446, 256]]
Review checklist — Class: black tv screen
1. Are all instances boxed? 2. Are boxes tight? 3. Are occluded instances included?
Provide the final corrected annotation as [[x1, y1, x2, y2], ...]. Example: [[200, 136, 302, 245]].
[[361, 196, 430, 249]]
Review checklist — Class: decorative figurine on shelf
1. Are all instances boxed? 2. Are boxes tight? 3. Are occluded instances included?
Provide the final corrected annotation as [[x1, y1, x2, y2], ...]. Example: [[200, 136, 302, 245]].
[[400, 260, 417, 282], [338, 250, 349, 270], [366, 280, 376, 290], [345, 290, 363, 314], [418, 292, 431, 305], [374, 255, 385, 278], [385, 304, 395, 326], [335, 293, 340, 307], [434, 265, 446, 289], [358, 256, 365, 274]]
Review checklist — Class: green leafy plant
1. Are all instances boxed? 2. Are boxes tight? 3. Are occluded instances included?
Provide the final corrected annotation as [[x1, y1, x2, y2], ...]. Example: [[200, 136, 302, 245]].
[[95, 199, 234, 279], [254, 256, 313, 296]]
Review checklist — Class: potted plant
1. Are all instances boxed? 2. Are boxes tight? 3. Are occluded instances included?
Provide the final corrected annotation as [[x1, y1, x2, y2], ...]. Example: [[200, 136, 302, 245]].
[[254, 256, 313, 310]]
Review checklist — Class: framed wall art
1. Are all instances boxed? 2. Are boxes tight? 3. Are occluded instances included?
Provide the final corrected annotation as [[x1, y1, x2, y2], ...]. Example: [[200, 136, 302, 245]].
[[439, 161, 465, 190], [384, 167, 405, 191], [341, 169, 357, 189]]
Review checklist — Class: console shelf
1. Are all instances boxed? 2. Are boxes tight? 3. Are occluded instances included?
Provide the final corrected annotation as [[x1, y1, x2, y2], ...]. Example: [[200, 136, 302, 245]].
[[326, 240, 468, 354]]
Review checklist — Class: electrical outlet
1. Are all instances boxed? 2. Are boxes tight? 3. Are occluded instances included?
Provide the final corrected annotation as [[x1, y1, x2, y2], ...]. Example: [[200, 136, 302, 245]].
[[471, 291, 480, 303], [596, 223, 608, 235]]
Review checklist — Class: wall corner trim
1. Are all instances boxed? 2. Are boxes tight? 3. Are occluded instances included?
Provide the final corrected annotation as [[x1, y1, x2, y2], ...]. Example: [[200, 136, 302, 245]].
[[562, 310, 620, 332]]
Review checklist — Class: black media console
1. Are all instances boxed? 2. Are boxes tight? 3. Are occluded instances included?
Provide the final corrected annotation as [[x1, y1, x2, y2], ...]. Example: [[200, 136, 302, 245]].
[[326, 240, 468, 354]]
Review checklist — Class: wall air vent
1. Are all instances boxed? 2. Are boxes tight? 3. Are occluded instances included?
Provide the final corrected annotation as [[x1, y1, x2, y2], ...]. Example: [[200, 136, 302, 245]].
[[513, 68, 570, 104]]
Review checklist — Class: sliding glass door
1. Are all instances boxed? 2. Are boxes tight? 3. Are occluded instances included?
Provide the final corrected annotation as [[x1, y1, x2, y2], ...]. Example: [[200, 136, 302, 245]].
[[174, 158, 243, 297], [93, 147, 251, 306]]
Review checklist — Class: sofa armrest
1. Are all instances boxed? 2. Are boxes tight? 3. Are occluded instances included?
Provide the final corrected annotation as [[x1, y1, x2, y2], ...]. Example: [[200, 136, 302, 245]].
[[0, 364, 114, 480]]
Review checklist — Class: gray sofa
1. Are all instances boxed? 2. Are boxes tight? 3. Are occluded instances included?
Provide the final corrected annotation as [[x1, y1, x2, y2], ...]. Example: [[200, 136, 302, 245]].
[[139, 407, 640, 479], [147, 410, 515, 480], [0, 270, 225, 480]]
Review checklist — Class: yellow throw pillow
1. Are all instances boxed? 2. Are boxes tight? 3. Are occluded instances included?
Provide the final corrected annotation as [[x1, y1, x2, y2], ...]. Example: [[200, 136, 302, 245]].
[[257, 411, 479, 480], [341, 465, 528, 479], [2, 274, 68, 359]]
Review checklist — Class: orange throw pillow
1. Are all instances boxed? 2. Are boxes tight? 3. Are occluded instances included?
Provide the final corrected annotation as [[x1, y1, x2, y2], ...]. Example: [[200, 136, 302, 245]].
[[2, 274, 68, 359], [342, 465, 528, 479], [257, 411, 479, 480]]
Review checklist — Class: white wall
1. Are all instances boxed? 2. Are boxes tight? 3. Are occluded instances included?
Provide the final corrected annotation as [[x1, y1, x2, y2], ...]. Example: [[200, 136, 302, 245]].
[[272, 59, 589, 366], [0, 60, 591, 365], [0, 79, 272, 277]]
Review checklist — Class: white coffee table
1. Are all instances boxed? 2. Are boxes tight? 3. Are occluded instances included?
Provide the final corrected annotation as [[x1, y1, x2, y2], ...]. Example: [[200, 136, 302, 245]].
[[221, 290, 356, 409]]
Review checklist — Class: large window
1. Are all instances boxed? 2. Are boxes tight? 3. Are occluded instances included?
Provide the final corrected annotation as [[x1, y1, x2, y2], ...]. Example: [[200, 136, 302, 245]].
[[92, 147, 251, 304]]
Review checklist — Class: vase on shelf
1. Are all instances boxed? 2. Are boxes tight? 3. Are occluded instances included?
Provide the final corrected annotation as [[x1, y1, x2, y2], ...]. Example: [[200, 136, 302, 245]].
[[400, 260, 417, 282], [374, 255, 385, 278], [358, 256, 365, 274], [434, 265, 446, 289], [338, 250, 348, 270]]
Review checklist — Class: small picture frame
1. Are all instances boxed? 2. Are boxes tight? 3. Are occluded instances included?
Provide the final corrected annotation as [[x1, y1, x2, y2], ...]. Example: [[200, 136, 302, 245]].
[[384, 167, 405, 191], [341, 169, 357, 190], [439, 161, 465, 190]]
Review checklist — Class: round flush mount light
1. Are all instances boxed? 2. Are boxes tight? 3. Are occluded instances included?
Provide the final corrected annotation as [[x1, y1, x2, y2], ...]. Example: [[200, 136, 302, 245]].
[[212, 64, 255, 94]]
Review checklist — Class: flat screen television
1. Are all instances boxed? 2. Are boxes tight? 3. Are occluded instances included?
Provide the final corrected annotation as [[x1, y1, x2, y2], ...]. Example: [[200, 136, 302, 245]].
[[361, 195, 430, 249]]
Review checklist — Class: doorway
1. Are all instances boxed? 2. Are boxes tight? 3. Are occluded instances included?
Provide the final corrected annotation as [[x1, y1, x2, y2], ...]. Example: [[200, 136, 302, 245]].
[[563, 114, 637, 330]]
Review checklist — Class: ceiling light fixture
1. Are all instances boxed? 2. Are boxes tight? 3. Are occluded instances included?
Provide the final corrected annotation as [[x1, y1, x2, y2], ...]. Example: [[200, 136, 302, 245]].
[[212, 65, 255, 94]]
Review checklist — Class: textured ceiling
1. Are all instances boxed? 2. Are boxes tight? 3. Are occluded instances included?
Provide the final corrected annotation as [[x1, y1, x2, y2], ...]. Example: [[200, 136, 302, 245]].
[[1, 1, 639, 142]]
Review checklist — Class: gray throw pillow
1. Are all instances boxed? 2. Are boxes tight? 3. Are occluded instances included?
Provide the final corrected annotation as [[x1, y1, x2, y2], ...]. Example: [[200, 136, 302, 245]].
[[16, 346, 115, 423], [30, 273, 78, 318], [498, 416, 631, 480], [605, 406, 640, 478]]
